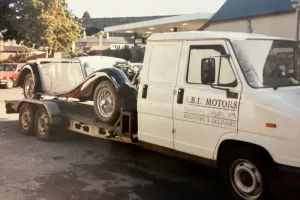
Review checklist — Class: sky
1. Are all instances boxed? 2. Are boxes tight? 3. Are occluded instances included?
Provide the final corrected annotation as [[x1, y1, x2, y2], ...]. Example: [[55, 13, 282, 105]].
[[66, 0, 226, 18]]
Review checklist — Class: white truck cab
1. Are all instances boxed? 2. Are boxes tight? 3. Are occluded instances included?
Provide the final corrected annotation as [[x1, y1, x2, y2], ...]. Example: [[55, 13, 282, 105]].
[[137, 31, 300, 199]]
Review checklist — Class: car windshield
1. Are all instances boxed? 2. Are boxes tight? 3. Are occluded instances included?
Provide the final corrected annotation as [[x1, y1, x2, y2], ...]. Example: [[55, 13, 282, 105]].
[[232, 40, 300, 88], [0, 64, 17, 71]]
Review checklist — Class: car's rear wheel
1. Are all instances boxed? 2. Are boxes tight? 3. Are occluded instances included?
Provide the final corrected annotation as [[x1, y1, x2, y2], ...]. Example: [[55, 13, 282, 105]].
[[93, 81, 120, 124], [23, 74, 41, 99], [5, 78, 14, 89]]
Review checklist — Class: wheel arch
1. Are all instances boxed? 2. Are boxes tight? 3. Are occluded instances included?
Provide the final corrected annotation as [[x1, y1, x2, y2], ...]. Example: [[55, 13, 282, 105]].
[[216, 139, 275, 165], [89, 76, 113, 100], [81, 67, 135, 101], [15, 63, 42, 93]]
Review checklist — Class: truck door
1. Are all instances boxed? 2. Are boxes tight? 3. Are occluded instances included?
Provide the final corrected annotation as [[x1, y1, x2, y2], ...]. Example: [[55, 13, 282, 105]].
[[138, 41, 182, 149], [51, 61, 84, 94], [173, 40, 241, 159]]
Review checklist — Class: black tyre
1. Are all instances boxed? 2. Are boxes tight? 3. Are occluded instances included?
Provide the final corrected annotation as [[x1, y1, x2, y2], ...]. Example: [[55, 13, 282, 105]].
[[19, 103, 35, 136], [5, 78, 14, 89], [23, 74, 41, 99], [221, 147, 277, 200], [34, 107, 56, 141], [93, 81, 120, 124]]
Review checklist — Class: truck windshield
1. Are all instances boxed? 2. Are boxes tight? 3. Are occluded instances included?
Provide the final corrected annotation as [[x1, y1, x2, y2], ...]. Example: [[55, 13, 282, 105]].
[[232, 40, 300, 88]]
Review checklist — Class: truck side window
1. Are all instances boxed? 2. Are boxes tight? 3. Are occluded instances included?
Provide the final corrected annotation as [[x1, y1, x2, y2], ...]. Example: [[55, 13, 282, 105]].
[[187, 45, 237, 87]]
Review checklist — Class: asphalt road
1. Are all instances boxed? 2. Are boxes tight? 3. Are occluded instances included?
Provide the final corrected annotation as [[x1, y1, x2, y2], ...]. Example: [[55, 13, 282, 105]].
[[0, 88, 299, 200]]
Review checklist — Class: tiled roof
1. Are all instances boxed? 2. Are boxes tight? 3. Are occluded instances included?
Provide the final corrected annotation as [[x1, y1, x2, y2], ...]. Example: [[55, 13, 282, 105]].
[[82, 15, 175, 30], [77, 36, 134, 44], [3, 46, 25, 52], [210, 0, 294, 22], [77, 36, 105, 43], [107, 37, 135, 44]]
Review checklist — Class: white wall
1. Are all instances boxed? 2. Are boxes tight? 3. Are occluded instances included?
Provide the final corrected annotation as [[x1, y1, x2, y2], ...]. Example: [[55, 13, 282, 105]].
[[205, 12, 299, 40], [110, 44, 135, 50], [206, 20, 248, 33]]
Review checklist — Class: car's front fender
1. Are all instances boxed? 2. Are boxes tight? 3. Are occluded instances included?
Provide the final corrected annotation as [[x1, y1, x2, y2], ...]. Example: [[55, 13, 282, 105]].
[[15, 63, 43, 93], [61, 67, 137, 111]]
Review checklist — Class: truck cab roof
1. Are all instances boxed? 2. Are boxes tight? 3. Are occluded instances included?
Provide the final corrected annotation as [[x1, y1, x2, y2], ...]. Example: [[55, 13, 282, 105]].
[[148, 31, 295, 42]]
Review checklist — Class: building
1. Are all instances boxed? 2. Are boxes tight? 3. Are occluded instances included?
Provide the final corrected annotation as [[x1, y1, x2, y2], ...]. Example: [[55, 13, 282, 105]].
[[108, 37, 135, 50], [104, 12, 214, 35], [82, 15, 174, 36], [0, 45, 26, 62], [76, 35, 135, 51], [201, 0, 297, 39]]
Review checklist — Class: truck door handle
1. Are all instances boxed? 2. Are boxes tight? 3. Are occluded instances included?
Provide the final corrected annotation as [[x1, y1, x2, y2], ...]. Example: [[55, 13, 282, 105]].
[[177, 88, 184, 104], [142, 84, 148, 99]]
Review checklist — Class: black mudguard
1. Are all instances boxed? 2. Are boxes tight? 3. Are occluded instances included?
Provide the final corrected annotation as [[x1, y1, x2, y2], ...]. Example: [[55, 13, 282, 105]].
[[58, 67, 137, 112], [15, 63, 43, 93]]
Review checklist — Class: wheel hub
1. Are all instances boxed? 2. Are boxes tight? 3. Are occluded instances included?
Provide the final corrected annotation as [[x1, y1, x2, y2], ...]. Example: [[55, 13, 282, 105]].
[[230, 159, 263, 199], [97, 88, 115, 118], [38, 113, 48, 136], [21, 109, 31, 129], [25, 77, 34, 98]]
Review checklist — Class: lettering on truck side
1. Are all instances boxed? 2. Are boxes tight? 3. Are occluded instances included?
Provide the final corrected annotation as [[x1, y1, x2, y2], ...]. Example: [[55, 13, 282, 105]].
[[183, 96, 238, 129]]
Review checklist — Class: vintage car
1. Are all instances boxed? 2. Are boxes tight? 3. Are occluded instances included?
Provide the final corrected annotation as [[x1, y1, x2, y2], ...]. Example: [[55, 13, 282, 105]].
[[0, 63, 25, 89], [15, 56, 138, 124]]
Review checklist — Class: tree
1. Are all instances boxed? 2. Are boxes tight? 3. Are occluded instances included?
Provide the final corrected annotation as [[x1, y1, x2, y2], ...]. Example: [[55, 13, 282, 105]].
[[82, 11, 91, 19], [0, 0, 82, 52]]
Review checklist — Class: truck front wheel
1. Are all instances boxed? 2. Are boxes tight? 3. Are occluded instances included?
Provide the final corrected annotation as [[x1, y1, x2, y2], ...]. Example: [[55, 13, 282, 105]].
[[220, 147, 277, 200]]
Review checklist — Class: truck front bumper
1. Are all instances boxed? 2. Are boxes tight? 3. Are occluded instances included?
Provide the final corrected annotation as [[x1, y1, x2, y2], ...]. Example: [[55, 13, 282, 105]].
[[278, 164, 300, 187]]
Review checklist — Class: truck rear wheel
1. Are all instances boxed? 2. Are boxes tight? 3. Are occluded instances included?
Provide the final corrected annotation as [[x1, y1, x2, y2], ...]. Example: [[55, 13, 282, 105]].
[[220, 147, 276, 200], [34, 107, 55, 141], [19, 103, 35, 136], [93, 81, 120, 124]]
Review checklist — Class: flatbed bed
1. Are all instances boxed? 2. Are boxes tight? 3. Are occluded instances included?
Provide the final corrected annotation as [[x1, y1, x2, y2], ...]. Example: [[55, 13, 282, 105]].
[[5, 99, 138, 144]]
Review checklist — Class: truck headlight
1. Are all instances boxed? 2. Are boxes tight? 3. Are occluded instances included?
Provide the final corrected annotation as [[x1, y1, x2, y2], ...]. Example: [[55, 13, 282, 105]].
[[0, 75, 2, 79]]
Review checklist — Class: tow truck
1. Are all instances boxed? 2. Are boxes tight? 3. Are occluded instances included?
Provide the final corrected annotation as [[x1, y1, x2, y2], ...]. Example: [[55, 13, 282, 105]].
[[5, 31, 300, 200]]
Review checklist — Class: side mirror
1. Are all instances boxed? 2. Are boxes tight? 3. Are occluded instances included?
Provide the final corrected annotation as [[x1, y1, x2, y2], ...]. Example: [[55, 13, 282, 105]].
[[201, 58, 215, 84]]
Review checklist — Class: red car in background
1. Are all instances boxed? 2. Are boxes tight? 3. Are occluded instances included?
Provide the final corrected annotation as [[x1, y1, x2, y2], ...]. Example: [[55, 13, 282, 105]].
[[0, 63, 25, 89]]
